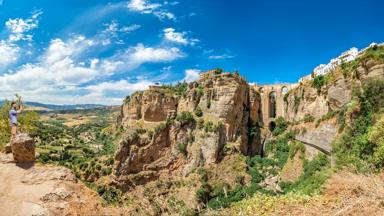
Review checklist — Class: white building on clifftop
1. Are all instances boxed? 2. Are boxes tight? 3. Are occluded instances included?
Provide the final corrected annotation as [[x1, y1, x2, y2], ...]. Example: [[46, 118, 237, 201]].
[[313, 47, 359, 76]]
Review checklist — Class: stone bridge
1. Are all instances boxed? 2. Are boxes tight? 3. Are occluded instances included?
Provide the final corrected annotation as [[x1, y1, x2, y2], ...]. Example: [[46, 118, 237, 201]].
[[251, 83, 298, 130], [252, 83, 336, 155]]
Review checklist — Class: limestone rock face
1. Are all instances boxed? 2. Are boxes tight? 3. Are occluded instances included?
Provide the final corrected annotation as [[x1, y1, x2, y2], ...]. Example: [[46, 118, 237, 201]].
[[120, 89, 178, 124], [113, 72, 262, 191], [327, 78, 352, 110], [11, 133, 35, 163], [294, 121, 337, 153]]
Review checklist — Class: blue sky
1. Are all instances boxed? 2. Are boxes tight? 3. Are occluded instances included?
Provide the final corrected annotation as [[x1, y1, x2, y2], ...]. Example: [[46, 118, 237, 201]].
[[0, 0, 383, 104]]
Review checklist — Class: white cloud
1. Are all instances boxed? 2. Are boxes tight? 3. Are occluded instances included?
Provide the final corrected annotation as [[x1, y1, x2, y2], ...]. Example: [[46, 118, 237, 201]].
[[154, 11, 176, 21], [127, 0, 161, 13], [0, 34, 184, 104], [163, 28, 198, 46], [101, 20, 141, 45], [209, 54, 235, 60], [0, 40, 20, 69], [5, 11, 42, 42], [116, 43, 184, 69], [83, 79, 153, 104], [184, 69, 200, 82], [0, 11, 42, 70], [127, 0, 176, 21]]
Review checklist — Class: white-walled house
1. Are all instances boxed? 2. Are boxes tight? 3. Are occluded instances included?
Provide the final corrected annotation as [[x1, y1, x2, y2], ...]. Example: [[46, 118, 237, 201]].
[[313, 47, 359, 77]]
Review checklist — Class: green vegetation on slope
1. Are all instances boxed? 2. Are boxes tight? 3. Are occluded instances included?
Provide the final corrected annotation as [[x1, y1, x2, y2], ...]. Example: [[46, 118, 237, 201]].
[[333, 79, 384, 171]]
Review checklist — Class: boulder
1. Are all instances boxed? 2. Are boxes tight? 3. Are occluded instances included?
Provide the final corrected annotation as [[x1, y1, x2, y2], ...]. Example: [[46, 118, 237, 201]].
[[11, 133, 35, 163], [5, 143, 12, 154]]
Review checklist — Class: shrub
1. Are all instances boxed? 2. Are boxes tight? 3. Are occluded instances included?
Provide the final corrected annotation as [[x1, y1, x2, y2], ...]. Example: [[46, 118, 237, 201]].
[[362, 79, 384, 112], [204, 121, 216, 133], [135, 128, 147, 134], [177, 143, 187, 156], [272, 117, 288, 136], [104, 157, 114, 166], [312, 75, 326, 93], [154, 123, 167, 134], [38, 152, 51, 163], [163, 82, 188, 96], [176, 112, 195, 125], [101, 167, 112, 176], [214, 68, 224, 75], [196, 87, 204, 97], [97, 185, 122, 204], [123, 95, 130, 104], [196, 186, 211, 203], [194, 106, 203, 117], [147, 130, 154, 139], [303, 114, 315, 123]]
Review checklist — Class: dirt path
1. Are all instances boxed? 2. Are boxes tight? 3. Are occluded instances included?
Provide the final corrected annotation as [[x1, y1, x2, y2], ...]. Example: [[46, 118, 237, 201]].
[[0, 154, 119, 216]]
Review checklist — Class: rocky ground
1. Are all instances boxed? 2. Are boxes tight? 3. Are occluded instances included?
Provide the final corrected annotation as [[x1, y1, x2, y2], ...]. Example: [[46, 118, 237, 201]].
[[0, 153, 120, 216]]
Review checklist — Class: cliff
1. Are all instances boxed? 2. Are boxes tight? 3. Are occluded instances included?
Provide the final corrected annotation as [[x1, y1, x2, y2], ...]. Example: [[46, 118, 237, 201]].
[[111, 45, 384, 214], [114, 72, 260, 185]]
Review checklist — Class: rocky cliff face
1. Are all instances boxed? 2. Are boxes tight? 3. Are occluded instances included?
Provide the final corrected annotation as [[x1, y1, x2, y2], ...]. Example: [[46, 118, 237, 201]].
[[112, 47, 384, 212], [285, 59, 384, 122], [114, 60, 384, 189], [114, 73, 261, 192]]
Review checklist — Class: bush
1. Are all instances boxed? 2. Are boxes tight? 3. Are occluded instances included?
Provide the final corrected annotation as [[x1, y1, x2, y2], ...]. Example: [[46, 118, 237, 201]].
[[147, 130, 154, 139], [154, 123, 167, 134], [362, 79, 384, 112], [214, 68, 224, 75], [177, 142, 187, 156], [97, 185, 122, 204], [101, 167, 112, 176], [272, 117, 288, 136], [104, 157, 114, 166], [194, 106, 203, 117], [135, 128, 147, 134], [38, 152, 51, 163], [204, 121, 216, 133], [196, 186, 211, 203], [196, 87, 204, 97], [312, 75, 326, 93], [176, 112, 195, 125], [303, 114, 315, 123]]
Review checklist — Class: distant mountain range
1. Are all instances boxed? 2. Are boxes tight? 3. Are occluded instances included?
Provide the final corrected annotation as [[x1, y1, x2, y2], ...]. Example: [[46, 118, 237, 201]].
[[0, 100, 106, 111]]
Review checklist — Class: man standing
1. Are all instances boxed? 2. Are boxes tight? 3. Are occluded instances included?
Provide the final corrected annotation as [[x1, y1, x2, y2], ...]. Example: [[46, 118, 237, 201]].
[[9, 102, 23, 140]]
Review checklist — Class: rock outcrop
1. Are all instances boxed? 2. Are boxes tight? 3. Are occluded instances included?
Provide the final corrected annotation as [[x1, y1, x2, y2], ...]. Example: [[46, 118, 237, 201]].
[[113, 72, 261, 192], [11, 133, 35, 163]]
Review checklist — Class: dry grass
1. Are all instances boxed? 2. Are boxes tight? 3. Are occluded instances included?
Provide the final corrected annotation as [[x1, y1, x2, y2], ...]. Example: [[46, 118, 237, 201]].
[[207, 171, 384, 216]]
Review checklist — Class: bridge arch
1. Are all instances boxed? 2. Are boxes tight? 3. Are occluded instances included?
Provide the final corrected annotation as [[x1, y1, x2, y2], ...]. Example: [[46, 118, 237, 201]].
[[268, 121, 276, 131], [282, 86, 288, 95]]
